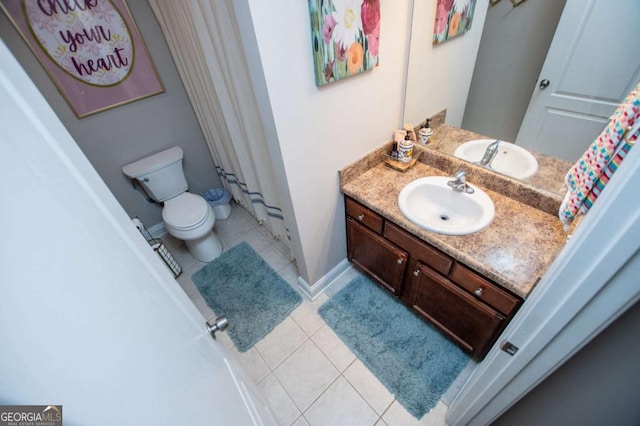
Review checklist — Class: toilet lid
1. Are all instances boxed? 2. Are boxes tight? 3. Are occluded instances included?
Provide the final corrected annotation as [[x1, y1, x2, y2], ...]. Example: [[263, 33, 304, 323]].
[[162, 193, 209, 230]]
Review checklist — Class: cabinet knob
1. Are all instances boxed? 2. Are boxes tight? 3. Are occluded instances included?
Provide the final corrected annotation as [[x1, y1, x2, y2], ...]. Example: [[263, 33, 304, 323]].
[[357, 214, 365, 221], [397, 258, 404, 264], [413, 269, 420, 276], [474, 287, 484, 297]]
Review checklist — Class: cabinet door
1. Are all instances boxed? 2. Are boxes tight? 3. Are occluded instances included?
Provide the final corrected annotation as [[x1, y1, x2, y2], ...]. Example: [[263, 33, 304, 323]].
[[347, 217, 408, 295], [411, 263, 505, 360]]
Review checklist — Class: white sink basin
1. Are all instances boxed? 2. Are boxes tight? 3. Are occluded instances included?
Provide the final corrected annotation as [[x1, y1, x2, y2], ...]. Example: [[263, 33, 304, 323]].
[[454, 139, 538, 180], [398, 176, 495, 235]]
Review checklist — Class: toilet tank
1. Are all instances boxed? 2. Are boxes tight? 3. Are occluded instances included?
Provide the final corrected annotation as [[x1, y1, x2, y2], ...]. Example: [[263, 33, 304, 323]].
[[122, 146, 189, 202]]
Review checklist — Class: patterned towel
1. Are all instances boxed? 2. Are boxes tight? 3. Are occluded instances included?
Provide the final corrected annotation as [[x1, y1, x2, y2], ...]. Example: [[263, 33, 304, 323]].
[[559, 82, 640, 230]]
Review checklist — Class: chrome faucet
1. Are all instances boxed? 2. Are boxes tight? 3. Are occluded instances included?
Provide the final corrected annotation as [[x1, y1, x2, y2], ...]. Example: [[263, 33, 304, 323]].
[[479, 139, 500, 168], [447, 169, 474, 193]]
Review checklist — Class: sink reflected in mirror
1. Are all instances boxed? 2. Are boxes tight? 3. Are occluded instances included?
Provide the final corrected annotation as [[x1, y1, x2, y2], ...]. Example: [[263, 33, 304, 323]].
[[402, 0, 632, 197], [398, 176, 495, 236], [454, 139, 539, 180]]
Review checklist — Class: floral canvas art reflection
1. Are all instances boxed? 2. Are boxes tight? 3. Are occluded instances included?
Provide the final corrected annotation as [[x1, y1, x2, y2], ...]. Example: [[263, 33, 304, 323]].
[[308, 0, 380, 86], [433, 0, 477, 45]]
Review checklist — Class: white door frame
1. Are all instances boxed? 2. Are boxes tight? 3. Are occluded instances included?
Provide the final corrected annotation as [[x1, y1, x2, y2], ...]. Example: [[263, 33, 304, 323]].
[[448, 128, 640, 423]]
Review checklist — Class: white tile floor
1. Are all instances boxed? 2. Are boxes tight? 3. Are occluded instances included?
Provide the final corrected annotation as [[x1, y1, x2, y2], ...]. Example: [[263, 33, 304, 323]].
[[163, 202, 470, 426]]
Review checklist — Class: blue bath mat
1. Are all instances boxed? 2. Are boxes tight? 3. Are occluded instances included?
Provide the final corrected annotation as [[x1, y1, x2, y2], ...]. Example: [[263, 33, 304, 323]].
[[192, 242, 302, 352], [318, 275, 470, 418]]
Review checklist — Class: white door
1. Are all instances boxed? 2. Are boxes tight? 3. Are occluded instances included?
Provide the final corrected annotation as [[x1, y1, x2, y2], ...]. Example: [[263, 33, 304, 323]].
[[0, 41, 276, 426], [516, 0, 640, 162]]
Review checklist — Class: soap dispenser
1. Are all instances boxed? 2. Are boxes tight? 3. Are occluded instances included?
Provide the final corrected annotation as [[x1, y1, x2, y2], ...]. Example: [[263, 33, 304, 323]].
[[398, 131, 414, 163], [419, 119, 433, 145]]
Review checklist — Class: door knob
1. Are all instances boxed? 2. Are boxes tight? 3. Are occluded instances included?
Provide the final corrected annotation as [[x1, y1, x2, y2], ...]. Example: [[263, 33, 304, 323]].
[[207, 316, 229, 338], [539, 79, 550, 89]]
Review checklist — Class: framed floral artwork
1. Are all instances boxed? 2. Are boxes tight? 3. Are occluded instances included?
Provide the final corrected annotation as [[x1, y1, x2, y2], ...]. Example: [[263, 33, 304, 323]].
[[0, 0, 164, 118], [308, 0, 380, 86], [433, 0, 477, 45]]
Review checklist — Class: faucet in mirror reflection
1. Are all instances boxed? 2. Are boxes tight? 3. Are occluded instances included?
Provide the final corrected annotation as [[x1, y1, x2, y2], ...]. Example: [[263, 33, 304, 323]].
[[479, 140, 500, 168]]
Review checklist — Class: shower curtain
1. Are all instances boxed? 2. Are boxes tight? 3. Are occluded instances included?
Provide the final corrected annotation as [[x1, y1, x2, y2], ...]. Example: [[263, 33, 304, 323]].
[[148, 0, 291, 255]]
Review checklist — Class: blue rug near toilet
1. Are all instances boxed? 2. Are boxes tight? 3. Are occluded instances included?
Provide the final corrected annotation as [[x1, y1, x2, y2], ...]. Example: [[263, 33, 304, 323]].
[[192, 242, 301, 352], [318, 275, 470, 419]]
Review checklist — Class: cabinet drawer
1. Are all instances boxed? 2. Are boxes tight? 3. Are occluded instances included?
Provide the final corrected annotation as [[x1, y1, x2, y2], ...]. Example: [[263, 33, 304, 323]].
[[383, 221, 453, 275], [345, 197, 383, 234], [449, 264, 521, 316]]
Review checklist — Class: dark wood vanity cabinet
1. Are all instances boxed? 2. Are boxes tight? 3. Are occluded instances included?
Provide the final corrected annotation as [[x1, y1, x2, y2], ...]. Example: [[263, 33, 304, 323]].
[[345, 196, 522, 361], [346, 216, 408, 295]]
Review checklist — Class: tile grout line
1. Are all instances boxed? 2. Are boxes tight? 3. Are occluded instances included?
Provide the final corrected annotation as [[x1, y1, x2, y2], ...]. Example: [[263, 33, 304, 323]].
[[255, 329, 310, 373], [340, 357, 395, 421], [263, 337, 314, 422], [296, 337, 381, 423], [271, 285, 378, 424], [268, 336, 342, 421]]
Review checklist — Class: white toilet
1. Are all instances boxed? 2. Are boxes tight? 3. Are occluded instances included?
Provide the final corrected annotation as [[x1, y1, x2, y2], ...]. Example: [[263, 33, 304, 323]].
[[123, 146, 222, 262]]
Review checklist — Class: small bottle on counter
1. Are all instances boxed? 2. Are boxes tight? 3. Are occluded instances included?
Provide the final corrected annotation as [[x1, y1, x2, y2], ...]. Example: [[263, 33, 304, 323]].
[[390, 141, 399, 160], [398, 131, 414, 163], [419, 119, 433, 145]]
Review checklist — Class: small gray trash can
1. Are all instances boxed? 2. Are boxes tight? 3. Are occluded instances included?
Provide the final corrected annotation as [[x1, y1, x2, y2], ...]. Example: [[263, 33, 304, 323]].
[[204, 188, 232, 220]]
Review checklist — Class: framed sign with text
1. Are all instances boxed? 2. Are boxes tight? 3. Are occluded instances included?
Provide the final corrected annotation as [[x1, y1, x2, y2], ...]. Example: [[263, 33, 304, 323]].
[[1, 0, 164, 118]]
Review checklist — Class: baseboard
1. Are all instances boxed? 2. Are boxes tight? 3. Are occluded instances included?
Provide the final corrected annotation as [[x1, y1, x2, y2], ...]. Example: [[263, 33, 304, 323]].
[[296, 259, 354, 300], [148, 222, 167, 239], [151, 217, 354, 300]]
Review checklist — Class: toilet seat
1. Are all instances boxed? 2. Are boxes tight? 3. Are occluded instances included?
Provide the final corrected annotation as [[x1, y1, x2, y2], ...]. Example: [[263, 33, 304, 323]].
[[162, 192, 221, 262], [163, 193, 211, 232]]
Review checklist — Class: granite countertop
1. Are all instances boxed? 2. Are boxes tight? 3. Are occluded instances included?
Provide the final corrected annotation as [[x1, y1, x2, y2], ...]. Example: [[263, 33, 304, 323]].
[[340, 140, 569, 299]]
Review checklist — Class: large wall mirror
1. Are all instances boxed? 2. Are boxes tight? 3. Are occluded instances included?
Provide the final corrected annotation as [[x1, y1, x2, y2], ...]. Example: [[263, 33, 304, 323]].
[[403, 0, 640, 197]]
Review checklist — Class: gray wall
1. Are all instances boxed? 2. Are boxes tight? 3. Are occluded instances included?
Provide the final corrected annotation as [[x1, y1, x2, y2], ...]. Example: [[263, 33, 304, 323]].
[[494, 300, 640, 426], [462, 0, 566, 142], [0, 1, 221, 227]]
